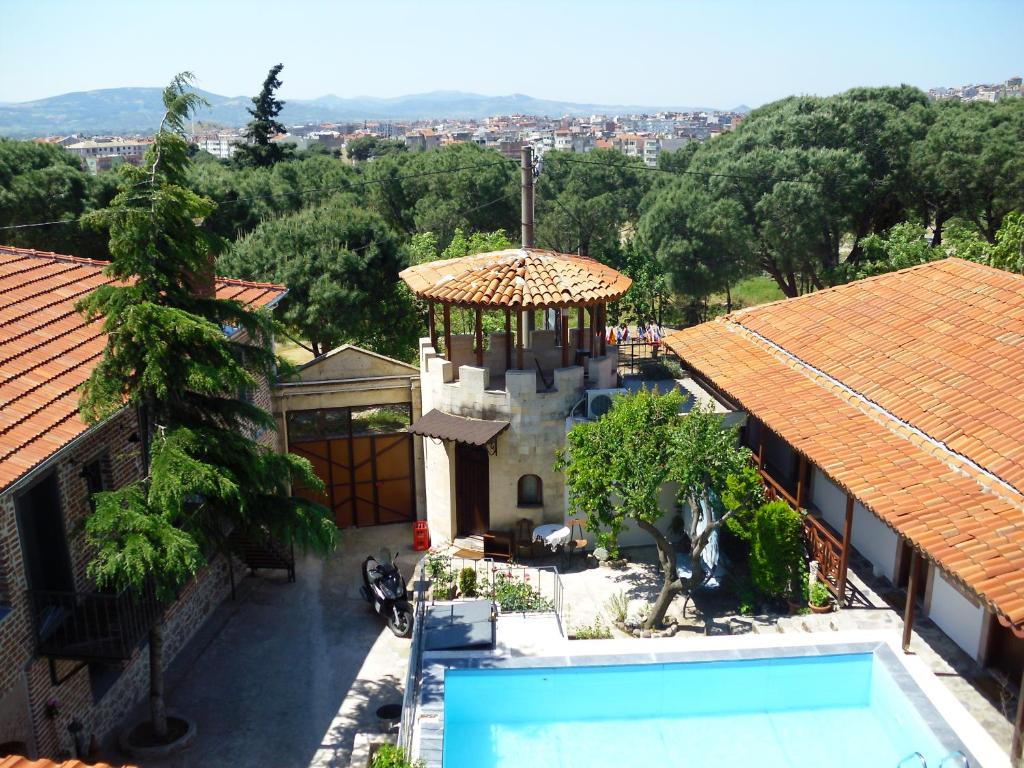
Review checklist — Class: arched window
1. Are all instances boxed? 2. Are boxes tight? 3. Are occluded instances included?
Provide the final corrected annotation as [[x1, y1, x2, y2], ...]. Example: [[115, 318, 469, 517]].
[[517, 475, 543, 506]]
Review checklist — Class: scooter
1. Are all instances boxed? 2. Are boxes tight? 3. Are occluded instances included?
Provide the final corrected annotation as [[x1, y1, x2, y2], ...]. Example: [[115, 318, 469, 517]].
[[360, 548, 414, 638]]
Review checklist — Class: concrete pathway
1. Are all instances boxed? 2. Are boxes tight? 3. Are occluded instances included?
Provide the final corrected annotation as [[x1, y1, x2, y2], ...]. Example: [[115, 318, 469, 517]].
[[114, 524, 414, 768]]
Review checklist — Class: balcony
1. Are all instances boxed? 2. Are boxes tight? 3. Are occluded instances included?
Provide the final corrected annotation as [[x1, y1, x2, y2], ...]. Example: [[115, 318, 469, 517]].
[[28, 581, 161, 663]]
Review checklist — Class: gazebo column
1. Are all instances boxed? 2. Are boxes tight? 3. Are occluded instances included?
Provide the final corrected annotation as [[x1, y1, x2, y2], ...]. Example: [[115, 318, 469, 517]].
[[428, 301, 437, 351], [577, 306, 585, 352], [443, 304, 452, 362], [475, 307, 484, 367], [587, 306, 595, 354], [560, 307, 570, 367], [516, 307, 524, 370], [837, 494, 854, 606], [599, 303, 607, 356], [504, 308, 512, 372], [902, 549, 920, 652]]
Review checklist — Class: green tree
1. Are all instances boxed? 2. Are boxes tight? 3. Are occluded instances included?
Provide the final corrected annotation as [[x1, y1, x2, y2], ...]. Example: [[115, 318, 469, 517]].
[[219, 194, 408, 357], [364, 142, 518, 248], [911, 99, 1024, 244], [749, 500, 806, 601], [346, 135, 407, 161], [77, 74, 336, 741], [0, 138, 115, 258], [557, 391, 753, 629], [535, 149, 652, 261], [234, 63, 293, 168], [828, 221, 941, 282]]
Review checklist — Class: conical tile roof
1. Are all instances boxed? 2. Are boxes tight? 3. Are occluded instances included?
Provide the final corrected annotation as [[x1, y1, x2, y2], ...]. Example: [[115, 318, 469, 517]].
[[399, 248, 631, 309]]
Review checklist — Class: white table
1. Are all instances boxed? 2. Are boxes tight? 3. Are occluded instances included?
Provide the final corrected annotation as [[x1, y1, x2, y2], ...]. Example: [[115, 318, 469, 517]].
[[533, 523, 571, 552]]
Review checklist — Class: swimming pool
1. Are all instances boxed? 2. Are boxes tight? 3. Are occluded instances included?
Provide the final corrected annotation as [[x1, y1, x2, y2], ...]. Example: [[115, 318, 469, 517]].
[[438, 646, 977, 767]]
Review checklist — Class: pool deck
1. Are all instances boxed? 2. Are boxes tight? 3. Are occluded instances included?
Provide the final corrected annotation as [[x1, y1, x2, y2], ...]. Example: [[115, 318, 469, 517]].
[[415, 628, 1011, 768]]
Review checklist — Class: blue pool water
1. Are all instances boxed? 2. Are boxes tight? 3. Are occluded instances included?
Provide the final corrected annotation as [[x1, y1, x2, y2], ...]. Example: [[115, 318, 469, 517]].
[[443, 653, 955, 767]]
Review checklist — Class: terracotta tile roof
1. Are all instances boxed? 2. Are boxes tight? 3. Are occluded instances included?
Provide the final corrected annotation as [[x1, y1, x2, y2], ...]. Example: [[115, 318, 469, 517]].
[[0, 758, 134, 768], [0, 246, 287, 494], [399, 248, 631, 309], [664, 259, 1024, 633]]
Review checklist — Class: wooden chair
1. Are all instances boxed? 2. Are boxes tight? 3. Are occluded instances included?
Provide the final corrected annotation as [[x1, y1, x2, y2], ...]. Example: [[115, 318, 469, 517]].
[[567, 518, 589, 563], [514, 518, 538, 562], [484, 530, 513, 562]]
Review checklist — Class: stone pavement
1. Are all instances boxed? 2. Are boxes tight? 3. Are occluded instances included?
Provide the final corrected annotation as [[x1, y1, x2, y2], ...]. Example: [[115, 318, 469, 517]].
[[109, 524, 415, 768]]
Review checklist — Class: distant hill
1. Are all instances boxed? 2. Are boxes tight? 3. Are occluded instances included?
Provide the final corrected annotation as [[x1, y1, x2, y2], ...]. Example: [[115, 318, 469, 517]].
[[0, 87, 725, 137]]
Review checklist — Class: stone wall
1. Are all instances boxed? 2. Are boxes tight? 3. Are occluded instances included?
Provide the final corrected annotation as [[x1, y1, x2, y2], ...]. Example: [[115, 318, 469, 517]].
[[418, 338, 619, 542]]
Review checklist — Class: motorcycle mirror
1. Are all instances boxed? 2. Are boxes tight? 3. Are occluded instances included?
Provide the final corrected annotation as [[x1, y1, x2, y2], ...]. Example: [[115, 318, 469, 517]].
[[378, 547, 392, 564]]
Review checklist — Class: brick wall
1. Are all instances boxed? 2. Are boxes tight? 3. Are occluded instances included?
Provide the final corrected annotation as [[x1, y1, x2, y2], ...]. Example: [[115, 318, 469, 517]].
[[0, 410, 235, 757]]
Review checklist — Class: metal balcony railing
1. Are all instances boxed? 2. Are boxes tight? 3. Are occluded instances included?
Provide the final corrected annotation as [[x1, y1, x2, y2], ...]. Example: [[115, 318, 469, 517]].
[[27, 581, 161, 662]]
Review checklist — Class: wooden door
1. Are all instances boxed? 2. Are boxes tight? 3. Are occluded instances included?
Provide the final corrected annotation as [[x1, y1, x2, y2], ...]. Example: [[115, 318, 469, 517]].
[[455, 443, 490, 536]]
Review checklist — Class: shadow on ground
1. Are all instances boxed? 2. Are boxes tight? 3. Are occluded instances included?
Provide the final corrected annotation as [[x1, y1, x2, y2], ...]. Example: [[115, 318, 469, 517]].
[[108, 525, 414, 768]]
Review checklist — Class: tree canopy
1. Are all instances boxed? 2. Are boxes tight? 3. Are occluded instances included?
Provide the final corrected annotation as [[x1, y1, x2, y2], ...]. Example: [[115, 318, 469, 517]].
[[218, 194, 408, 358], [346, 135, 407, 161], [557, 390, 754, 628]]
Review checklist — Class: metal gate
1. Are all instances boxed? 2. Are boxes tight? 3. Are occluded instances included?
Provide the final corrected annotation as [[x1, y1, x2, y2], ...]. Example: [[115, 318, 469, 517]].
[[287, 405, 416, 528]]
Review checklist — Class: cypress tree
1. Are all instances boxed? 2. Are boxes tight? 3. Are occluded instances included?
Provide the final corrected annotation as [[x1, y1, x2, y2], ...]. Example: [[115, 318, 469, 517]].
[[77, 72, 335, 741], [235, 63, 292, 168]]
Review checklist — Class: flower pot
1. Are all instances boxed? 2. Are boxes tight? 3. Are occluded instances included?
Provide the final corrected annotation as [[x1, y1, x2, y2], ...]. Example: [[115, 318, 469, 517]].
[[808, 602, 833, 614]]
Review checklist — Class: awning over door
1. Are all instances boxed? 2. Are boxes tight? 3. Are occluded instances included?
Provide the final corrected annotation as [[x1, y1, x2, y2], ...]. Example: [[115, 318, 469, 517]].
[[408, 408, 509, 447]]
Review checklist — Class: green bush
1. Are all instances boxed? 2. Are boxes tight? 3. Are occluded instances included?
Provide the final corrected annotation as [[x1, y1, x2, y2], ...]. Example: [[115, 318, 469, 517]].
[[457, 567, 477, 597], [605, 590, 628, 624], [638, 359, 683, 381], [809, 580, 831, 608], [372, 744, 423, 768], [484, 572, 553, 612], [750, 500, 807, 600], [424, 550, 451, 581], [571, 616, 612, 639]]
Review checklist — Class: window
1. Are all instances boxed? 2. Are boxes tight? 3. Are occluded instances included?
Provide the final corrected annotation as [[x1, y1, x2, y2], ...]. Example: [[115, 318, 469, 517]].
[[81, 457, 106, 512], [517, 475, 543, 506]]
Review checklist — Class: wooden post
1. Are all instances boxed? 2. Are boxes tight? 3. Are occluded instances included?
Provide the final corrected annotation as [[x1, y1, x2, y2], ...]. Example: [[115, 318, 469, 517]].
[[443, 304, 452, 362], [837, 494, 854, 606], [577, 306, 585, 350], [561, 308, 570, 367], [516, 306, 524, 370], [902, 550, 920, 652], [504, 308, 512, 373], [427, 301, 437, 351], [1012, 667, 1024, 766], [795, 455, 807, 509], [757, 422, 766, 469], [599, 304, 607, 356], [474, 307, 483, 367]]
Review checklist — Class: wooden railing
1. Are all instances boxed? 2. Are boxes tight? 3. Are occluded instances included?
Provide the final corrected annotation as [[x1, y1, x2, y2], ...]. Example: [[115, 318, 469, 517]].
[[803, 514, 844, 596]]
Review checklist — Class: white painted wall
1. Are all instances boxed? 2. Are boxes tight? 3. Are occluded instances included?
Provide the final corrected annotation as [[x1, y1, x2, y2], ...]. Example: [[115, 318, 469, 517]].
[[810, 469, 899, 581], [928, 569, 988, 661]]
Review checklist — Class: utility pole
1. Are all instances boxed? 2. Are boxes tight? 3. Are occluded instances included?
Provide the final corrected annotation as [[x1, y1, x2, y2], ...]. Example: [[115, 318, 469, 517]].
[[521, 145, 535, 248], [521, 145, 537, 332]]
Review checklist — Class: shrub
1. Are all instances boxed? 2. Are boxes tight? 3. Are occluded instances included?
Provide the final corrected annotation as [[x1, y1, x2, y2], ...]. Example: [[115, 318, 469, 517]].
[[809, 580, 831, 608], [750, 500, 807, 600], [424, 550, 451, 581], [605, 590, 629, 624], [638, 359, 683, 381], [484, 572, 553, 612], [457, 567, 477, 597], [372, 744, 423, 768], [572, 616, 612, 639]]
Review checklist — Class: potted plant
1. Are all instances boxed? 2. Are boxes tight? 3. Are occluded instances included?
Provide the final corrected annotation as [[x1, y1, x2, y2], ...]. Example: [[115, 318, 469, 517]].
[[808, 581, 833, 613]]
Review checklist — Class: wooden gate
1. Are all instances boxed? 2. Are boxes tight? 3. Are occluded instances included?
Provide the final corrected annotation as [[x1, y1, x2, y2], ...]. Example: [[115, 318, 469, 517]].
[[290, 427, 415, 529]]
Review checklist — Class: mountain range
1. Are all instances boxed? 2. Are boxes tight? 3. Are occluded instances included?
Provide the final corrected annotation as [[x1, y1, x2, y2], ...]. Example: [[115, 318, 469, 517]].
[[0, 87, 746, 137]]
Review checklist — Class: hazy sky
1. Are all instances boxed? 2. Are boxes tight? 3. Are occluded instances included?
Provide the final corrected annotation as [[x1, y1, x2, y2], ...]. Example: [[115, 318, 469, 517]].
[[1, 0, 1021, 107]]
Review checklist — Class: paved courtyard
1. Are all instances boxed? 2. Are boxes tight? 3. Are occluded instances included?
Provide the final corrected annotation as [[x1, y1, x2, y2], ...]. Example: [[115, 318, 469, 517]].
[[111, 524, 415, 768]]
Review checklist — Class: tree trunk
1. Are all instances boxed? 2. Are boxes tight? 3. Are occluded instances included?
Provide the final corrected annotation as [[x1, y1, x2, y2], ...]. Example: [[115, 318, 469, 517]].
[[725, 283, 732, 314], [636, 518, 681, 629], [930, 210, 946, 247], [149, 619, 168, 739]]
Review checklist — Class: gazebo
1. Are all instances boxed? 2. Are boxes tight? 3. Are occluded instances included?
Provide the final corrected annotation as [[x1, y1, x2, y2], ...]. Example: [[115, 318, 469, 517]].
[[399, 247, 632, 543], [400, 247, 632, 382]]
